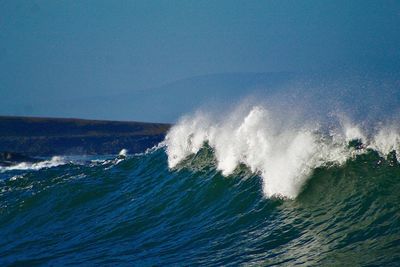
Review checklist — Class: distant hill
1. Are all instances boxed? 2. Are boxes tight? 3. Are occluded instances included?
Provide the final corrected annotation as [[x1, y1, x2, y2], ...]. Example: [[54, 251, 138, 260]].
[[3, 71, 398, 124], [0, 116, 170, 156], [3, 72, 295, 123]]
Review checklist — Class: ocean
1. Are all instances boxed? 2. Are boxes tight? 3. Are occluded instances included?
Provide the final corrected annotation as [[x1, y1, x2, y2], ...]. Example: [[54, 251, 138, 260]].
[[1, 105, 400, 266]]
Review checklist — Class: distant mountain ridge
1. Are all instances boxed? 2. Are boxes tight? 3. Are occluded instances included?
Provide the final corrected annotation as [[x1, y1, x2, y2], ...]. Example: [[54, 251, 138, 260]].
[[0, 116, 170, 156], [3, 70, 399, 124], [3, 72, 296, 123]]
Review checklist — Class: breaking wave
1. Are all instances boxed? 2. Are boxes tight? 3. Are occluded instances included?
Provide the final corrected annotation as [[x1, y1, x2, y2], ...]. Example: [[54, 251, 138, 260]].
[[0, 156, 67, 173], [165, 105, 400, 198]]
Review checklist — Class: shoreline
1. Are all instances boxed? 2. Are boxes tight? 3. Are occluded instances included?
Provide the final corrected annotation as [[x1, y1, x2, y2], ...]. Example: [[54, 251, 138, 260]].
[[0, 116, 171, 157]]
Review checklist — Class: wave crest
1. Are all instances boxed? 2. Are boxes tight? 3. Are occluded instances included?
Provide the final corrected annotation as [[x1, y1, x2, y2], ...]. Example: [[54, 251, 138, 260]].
[[0, 156, 66, 173], [165, 105, 399, 198]]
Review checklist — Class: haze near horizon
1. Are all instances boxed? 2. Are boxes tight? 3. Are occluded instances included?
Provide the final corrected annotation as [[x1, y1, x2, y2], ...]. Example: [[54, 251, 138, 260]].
[[1, 1, 399, 122]]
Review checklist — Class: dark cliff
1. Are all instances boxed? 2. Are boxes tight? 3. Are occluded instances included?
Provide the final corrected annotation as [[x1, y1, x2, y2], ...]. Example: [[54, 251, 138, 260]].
[[0, 116, 171, 156]]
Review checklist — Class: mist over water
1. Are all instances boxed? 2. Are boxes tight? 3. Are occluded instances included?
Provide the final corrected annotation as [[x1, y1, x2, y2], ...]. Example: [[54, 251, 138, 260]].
[[165, 101, 400, 198], [165, 74, 400, 198]]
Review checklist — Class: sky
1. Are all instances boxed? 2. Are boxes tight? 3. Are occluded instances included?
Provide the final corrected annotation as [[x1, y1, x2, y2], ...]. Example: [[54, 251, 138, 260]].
[[1, 1, 399, 122]]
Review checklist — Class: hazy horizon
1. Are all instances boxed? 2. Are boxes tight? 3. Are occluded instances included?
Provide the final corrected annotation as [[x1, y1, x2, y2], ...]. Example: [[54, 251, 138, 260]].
[[1, 1, 400, 122]]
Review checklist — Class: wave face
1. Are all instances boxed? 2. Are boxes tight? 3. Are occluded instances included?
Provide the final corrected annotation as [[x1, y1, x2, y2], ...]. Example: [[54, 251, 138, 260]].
[[1, 106, 400, 265]]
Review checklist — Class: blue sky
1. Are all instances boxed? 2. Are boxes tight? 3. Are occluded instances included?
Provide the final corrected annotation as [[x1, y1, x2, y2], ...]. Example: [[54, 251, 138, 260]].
[[1, 1, 399, 122]]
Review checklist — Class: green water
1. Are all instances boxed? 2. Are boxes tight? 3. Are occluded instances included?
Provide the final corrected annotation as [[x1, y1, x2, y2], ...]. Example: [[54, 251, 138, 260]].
[[0, 148, 399, 266]]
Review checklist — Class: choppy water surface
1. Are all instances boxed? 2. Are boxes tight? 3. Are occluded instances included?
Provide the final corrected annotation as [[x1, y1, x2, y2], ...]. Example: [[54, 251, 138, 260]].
[[1, 108, 400, 266]]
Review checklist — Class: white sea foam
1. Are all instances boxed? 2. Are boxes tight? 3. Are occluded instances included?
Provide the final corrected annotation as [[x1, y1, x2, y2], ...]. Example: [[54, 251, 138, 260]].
[[0, 156, 66, 173], [371, 126, 400, 157], [118, 149, 128, 157], [165, 105, 400, 199]]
